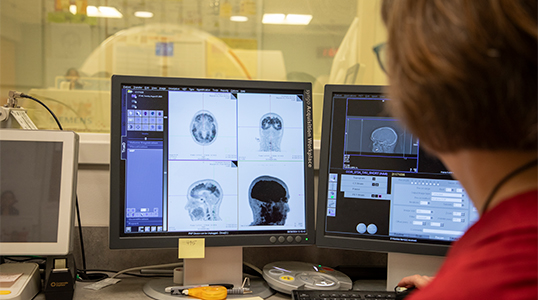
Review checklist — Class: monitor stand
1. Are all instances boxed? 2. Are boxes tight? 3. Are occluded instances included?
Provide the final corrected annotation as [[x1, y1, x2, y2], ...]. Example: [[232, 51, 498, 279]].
[[386, 252, 445, 291], [143, 246, 275, 300]]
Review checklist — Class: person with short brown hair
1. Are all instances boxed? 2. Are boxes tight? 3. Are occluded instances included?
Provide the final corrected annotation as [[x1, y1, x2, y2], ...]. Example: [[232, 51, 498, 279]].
[[381, 0, 537, 299]]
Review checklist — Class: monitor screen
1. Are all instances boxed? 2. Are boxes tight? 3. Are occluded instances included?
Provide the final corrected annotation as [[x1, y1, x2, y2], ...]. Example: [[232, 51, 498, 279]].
[[316, 85, 479, 256], [110, 75, 316, 249], [0, 129, 78, 255]]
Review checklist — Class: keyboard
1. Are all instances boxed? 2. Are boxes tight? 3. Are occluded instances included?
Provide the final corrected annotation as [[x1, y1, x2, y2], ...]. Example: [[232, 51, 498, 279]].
[[292, 289, 398, 300]]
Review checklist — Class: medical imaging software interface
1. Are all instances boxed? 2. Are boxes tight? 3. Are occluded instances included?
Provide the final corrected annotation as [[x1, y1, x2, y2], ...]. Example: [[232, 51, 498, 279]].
[[323, 92, 479, 245], [119, 83, 308, 236]]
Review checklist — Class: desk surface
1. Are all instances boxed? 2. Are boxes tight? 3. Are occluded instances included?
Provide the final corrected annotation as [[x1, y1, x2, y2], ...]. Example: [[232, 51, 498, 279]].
[[34, 277, 386, 300], [34, 276, 286, 300]]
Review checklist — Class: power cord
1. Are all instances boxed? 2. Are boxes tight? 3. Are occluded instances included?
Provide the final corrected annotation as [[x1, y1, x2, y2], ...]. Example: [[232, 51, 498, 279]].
[[110, 262, 183, 279], [82, 269, 172, 278], [17, 92, 108, 282]]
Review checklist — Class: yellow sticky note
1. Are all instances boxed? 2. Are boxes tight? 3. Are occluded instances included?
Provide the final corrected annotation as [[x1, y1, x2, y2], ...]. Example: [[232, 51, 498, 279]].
[[178, 238, 205, 259]]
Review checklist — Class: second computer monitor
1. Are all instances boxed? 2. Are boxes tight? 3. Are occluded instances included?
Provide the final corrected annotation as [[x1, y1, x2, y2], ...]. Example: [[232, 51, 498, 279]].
[[316, 85, 478, 256]]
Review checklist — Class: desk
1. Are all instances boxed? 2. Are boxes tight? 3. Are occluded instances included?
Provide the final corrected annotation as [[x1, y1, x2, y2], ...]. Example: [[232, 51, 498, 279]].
[[33, 277, 386, 300], [34, 276, 283, 300]]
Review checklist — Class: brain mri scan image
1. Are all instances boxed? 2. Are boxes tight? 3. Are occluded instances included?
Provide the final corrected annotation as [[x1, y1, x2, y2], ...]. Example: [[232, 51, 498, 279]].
[[248, 175, 289, 225], [185, 179, 223, 221], [259, 113, 283, 152], [191, 110, 218, 145], [370, 126, 398, 153]]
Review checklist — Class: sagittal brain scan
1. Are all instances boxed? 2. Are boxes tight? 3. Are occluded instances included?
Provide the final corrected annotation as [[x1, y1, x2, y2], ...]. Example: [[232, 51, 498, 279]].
[[370, 126, 398, 153], [191, 110, 218, 145], [185, 179, 223, 221], [248, 175, 289, 225], [259, 113, 283, 152]]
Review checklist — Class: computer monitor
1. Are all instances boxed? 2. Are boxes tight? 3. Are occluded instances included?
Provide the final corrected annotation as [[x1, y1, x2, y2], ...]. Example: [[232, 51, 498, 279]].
[[0, 129, 79, 256], [316, 85, 479, 288], [109, 75, 315, 289]]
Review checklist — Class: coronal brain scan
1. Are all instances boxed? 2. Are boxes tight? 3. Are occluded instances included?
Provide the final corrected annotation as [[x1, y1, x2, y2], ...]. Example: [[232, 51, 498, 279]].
[[248, 175, 289, 225], [370, 126, 398, 153], [191, 110, 218, 145], [185, 179, 223, 221], [259, 113, 283, 152]]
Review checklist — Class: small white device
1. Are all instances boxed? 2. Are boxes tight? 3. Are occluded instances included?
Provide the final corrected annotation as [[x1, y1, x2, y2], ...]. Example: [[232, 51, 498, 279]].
[[0, 263, 40, 300], [262, 261, 353, 294]]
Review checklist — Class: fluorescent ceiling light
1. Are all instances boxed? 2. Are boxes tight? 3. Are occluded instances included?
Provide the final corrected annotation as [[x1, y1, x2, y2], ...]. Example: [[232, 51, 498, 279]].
[[262, 13, 312, 25], [230, 16, 248, 22], [134, 11, 154, 18], [90, 6, 123, 18], [285, 14, 313, 25], [262, 14, 286, 24], [69, 5, 123, 18]]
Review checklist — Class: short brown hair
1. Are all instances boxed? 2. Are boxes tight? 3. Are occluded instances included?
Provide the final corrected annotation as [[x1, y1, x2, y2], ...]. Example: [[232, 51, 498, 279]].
[[382, 0, 537, 153]]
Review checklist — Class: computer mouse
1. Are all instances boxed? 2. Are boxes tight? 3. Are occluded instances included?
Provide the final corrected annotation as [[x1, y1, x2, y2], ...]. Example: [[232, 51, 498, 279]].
[[395, 286, 416, 300]]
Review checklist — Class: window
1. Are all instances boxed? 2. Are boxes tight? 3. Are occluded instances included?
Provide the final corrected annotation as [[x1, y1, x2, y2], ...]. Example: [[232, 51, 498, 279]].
[[0, 0, 386, 138]]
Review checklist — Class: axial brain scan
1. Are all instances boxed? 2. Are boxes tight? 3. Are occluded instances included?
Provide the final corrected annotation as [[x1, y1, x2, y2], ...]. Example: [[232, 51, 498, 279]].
[[191, 110, 218, 145], [185, 179, 223, 221], [370, 126, 398, 153], [248, 175, 289, 225], [259, 113, 283, 152]]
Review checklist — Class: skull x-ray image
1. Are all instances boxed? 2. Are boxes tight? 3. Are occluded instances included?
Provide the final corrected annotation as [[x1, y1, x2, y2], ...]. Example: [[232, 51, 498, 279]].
[[371, 126, 398, 153], [259, 113, 283, 152], [191, 110, 218, 145], [248, 175, 289, 225], [185, 179, 223, 221]]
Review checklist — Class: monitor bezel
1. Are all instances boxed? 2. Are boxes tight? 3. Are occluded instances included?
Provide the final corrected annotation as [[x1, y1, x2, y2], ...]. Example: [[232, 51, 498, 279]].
[[315, 84, 449, 256], [110, 75, 316, 249], [0, 129, 79, 256]]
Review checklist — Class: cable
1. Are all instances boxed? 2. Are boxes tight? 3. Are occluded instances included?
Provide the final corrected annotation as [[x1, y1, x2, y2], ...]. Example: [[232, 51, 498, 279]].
[[20, 93, 63, 130], [18, 93, 104, 283], [242, 261, 263, 277], [111, 262, 183, 279], [73, 195, 108, 282], [25, 94, 89, 130], [75, 195, 86, 270], [80, 269, 172, 278]]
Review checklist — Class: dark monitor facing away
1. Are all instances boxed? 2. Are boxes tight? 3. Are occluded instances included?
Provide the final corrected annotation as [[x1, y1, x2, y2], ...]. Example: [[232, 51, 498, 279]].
[[110, 75, 315, 288], [0, 129, 78, 256], [316, 85, 479, 287]]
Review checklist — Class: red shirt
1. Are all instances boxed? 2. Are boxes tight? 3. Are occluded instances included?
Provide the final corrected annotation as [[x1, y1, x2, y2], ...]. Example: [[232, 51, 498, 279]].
[[408, 190, 538, 300]]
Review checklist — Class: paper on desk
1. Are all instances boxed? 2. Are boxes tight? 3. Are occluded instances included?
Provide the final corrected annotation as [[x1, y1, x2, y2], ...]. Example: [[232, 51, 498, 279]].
[[84, 278, 122, 290], [0, 273, 23, 287]]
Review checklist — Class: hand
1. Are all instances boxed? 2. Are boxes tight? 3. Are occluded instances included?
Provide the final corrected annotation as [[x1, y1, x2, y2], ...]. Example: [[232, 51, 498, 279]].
[[397, 274, 433, 289]]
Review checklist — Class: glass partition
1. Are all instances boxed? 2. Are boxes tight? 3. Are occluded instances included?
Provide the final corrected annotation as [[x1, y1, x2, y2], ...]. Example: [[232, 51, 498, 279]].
[[0, 0, 386, 137]]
